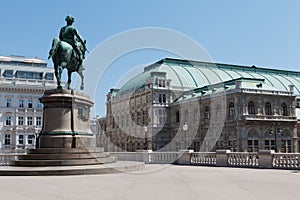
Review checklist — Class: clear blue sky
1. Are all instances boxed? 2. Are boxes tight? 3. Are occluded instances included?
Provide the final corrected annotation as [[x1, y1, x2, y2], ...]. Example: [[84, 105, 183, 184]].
[[1, 0, 300, 116]]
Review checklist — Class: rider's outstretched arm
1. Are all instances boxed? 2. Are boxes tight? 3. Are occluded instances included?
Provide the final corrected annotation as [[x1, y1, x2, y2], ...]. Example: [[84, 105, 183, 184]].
[[73, 28, 85, 46]]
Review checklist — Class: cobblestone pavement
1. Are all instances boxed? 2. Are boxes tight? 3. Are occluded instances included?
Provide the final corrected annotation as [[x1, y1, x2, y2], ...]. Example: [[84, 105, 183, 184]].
[[0, 165, 299, 200]]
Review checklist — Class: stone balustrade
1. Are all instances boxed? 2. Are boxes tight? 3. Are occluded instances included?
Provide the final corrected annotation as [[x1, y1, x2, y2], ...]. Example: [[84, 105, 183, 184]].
[[0, 154, 21, 166], [227, 152, 259, 167], [273, 153, 300, 169], [149, 152, 178, 164], [2, 150, 300, 170], [110, 150, 300, 170], [190, 152, 216, 166]]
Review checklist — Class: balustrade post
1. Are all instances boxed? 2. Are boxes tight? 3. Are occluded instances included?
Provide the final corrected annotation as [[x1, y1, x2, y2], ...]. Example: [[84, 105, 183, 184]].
[[216, 150, 230, 167], [258, 150, 275, 169], [175, 150, 193, 165], [137, 150, 152, 163]]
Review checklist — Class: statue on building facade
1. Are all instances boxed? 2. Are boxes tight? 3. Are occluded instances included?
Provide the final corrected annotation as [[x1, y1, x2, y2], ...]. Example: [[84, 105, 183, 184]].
[[48, 15, 87, 90]]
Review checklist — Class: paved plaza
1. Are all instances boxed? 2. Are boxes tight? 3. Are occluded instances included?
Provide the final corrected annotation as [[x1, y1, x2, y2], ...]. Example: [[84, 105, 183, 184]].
[[0, 165, 299, 200]]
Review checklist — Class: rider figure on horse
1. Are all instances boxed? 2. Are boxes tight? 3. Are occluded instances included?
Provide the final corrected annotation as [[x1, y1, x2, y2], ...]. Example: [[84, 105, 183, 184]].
[[59, 15, 86, 66]]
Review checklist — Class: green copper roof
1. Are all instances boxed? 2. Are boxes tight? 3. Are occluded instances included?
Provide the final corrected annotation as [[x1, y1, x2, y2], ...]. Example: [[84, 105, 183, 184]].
[[116, 58, 300, 96]]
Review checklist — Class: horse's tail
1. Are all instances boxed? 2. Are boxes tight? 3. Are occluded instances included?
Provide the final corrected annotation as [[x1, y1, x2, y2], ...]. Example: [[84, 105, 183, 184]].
[[48, 38, 60, 59]]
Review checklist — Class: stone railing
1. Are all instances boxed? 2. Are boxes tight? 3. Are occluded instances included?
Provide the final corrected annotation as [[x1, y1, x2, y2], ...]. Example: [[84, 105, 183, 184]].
[[244, 115, 297, 121], [190, 152, 216, 166], [227, 152, 259, 167], [0, 154, 20, 166], [149, 152, 178, 164], [272, 153, 300, 169], [110, 151, 180, 164], [111, 150, 300, 170], [1, 150, 300, 170]]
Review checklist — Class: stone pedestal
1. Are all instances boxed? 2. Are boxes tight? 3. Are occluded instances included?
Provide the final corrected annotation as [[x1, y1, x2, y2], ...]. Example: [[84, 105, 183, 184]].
[[12, 89, 116, 167], [38, 89, 95, 148]]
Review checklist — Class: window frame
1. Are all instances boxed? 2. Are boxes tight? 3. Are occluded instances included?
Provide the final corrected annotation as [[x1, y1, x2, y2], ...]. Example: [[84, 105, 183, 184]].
[[248, 101, 255, 115]]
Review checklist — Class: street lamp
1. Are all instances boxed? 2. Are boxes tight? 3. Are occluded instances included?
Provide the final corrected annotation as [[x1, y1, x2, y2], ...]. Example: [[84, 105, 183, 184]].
[[269, 127, 282, 152], [183, 124, 188, 149]]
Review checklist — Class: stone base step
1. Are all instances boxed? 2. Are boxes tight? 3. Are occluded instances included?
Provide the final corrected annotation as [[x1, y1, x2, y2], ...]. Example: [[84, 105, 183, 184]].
[[12, 157, 117, 166], [27, 147, 104, 154], [18, 152, 109, 160], [0, 161, 144, 176], [11, 147, 116, 167]]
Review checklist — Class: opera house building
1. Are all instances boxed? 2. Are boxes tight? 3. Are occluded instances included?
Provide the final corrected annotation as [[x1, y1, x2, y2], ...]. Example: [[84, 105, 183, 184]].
[[104, 58, 300, 153]]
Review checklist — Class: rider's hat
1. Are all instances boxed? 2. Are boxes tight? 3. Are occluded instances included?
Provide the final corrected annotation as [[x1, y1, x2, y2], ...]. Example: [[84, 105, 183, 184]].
[[65, 15, 74, 23]]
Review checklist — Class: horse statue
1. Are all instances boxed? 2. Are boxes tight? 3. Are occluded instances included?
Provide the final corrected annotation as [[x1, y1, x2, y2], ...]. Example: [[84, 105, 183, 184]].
[[48, 37, 87, 90]]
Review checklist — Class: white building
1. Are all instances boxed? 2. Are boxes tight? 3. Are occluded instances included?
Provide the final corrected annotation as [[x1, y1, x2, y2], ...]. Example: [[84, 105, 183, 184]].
[[0, 55, 56, 153]]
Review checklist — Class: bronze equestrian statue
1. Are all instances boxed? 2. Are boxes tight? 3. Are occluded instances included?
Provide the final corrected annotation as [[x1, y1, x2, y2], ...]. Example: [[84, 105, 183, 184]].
[[48, 15, 87, 90]]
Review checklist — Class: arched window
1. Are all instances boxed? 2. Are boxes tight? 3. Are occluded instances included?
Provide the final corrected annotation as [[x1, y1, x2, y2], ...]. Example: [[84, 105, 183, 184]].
[[248, 101, 255, 115], [204, 106, 210, 119], [265, 102, 272, 115], [175, 111, 180, 123], [281, 103, 288, 116], [229, 102, 235, 116]]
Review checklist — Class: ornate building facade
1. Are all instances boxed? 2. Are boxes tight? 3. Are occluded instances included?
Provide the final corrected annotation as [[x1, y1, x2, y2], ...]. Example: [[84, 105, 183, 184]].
[[104, 58, 300, 153], [0, 55, 56, 153]]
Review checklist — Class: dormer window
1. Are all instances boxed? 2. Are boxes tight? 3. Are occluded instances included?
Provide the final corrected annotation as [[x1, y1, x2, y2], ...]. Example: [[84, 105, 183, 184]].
[[158, 79, 166, 87]]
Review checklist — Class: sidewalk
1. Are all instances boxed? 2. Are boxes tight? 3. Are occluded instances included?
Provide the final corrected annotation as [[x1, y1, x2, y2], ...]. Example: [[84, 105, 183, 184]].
[[0, 165, 299, 200]]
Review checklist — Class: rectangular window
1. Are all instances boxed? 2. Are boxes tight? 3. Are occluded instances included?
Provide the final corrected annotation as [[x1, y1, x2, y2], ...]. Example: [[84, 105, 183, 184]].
[[228, 140, 238, 152], [45, 73, 54, 80], [28, 135, 34, 145], [3, 70, 13, 78], [27, 116, 33, 126], [18, 135, 24, 145], [205, 107, 210, 119], [15, 71, 42, 80], [6, 99, 12, 108], [37, 100, 43, 109], [265, 140, 275, 150], [137, 112, 142, 125], [28, 99, 33, 108], [162, 94, 166, 103], [36, 116, 42, 126], [18, 116, 24, 126], [19, 99, 24, 108], [281, 140, 291, 153], [143, 110, 148, 125], [6, 116, 11, 126], [247, 139, 258, 152], [4, 134, 11, 145], [131, 113, 135, 126], [158, 93, 162, 103], [15, 71, 26, 79]]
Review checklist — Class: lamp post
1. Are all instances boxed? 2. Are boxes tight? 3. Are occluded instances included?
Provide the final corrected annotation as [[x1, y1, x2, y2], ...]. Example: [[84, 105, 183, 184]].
[[144, 125, 148, 150], [269, 126, 282, 152], [183, 124, 188, 149]]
